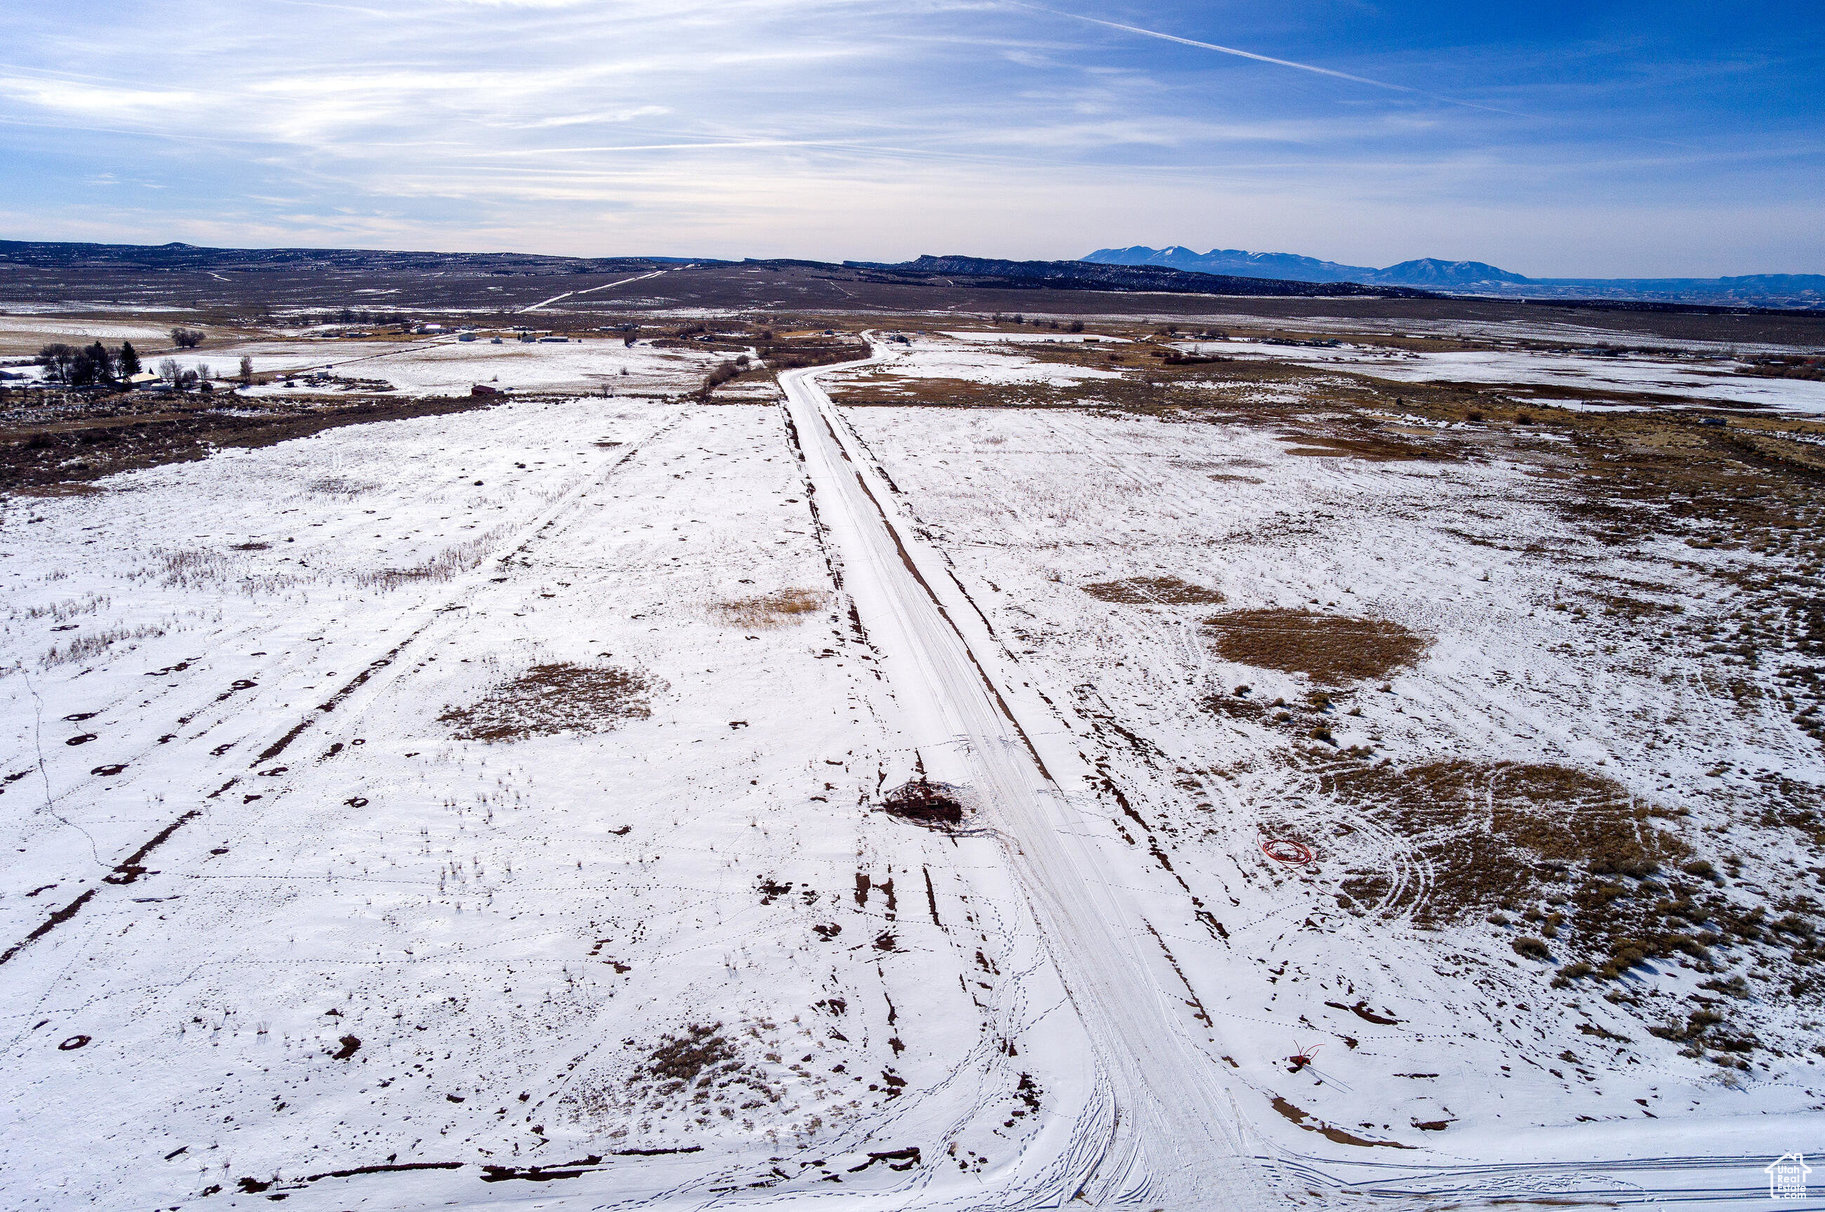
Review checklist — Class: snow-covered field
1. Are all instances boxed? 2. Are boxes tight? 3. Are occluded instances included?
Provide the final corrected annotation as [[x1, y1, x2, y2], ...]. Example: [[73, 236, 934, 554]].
[[0, 315, 186, 360], [2, 334, 1820, 1209], [830, 338, 1120, 391], [238, 336, 732, 397], [1180, 339, 1825, 412]]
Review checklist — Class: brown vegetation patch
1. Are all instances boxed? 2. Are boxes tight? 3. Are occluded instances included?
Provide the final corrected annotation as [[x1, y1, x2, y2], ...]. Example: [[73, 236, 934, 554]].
[[1204, 609, 1425, 684], [440, 662, 652, 741], [1324, 760, 1688, 930], [713, 588, 825, 629], [1311, 757, 1819, 1029], [756, 332, 870, 371], [1083, 575, 1226, 605], [632, 1024, 738, 1093]]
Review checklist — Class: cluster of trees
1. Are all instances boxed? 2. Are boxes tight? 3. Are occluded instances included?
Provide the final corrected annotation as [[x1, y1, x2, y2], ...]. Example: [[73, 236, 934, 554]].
[[154, 359, 218, 393], [36, 340, 142, 386], [35, 340, 250, 392], [170, 327, 206, 348]]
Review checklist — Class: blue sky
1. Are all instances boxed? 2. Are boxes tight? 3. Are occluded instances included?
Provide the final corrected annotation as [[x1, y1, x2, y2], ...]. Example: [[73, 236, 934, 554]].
[[0, 1, 1819, 275]]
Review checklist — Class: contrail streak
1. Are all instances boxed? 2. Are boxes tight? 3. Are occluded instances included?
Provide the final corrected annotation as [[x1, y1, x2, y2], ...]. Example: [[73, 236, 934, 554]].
[[1023, 4, 1534, 118], [1043, 7, 1413, 92]]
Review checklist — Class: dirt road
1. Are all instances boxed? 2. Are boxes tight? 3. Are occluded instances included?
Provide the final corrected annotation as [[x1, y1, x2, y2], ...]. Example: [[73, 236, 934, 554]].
[[780, 354, 1269, 1209]]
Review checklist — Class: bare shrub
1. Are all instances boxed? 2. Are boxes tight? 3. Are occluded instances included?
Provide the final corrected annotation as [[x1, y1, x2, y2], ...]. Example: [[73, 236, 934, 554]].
[[41, 623, 166, 668], [307, 475, 378, 497], [23, 595, 109, 622], [152, 548, 231, 589], [882, 777, 966, 828], [632, 1024, 737, 1093], [355, 537, 496, 590]]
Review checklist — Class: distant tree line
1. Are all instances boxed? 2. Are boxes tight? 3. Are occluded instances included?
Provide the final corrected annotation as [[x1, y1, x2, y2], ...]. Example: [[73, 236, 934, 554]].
[[301, 308, 411, 327], [988, 314, 1083, 332]]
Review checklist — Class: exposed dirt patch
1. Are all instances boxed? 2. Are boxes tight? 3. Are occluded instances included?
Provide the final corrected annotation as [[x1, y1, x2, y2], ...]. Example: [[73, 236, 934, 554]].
[[1279, 430, 1459, 461], [440, 662, 653, 741], [1270, 1096, 1413, 1148], [1082, 576, 1226, 605], [713, 588, 825, 629], [1204, 609, 1426, 684]]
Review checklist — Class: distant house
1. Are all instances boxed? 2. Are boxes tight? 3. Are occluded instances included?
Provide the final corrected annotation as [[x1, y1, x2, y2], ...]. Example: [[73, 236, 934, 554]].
[[471, 383, 502, 397], [458, 333, 477, 343], [126, 371, 160, 388], [538, 335, 569, 344]]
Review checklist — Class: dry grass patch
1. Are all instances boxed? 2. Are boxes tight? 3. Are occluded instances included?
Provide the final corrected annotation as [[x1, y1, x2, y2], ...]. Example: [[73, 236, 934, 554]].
[[1204, 608, 1425, 684], [713, 588, 825, 629], [440, 662, 652, 741]]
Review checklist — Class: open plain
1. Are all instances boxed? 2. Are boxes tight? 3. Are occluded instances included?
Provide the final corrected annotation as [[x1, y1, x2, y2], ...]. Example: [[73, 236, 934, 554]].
[[3, 272, 1824, 1210]]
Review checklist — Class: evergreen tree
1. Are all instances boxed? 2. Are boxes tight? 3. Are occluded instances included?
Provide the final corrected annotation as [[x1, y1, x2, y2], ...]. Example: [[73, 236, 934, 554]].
[[85, 340, 115, 382], [118, 341, 141, 377]]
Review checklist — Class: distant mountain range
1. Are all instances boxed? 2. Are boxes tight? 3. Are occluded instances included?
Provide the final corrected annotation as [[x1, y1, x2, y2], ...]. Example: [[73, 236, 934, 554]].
[[854, 255, 1431, 299], [1084, 245, 1825, 309]]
